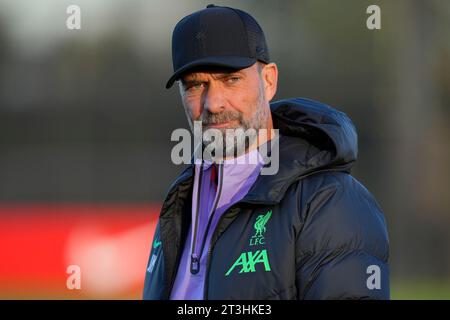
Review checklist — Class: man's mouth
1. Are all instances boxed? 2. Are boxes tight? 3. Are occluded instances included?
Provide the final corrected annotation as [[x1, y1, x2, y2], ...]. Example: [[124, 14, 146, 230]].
[[204, 121, 234, 129]]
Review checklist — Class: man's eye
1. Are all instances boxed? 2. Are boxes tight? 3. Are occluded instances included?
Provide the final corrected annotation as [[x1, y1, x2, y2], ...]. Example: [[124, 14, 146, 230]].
[[186, 83, 203, 91], [227, 76, 240, 83]]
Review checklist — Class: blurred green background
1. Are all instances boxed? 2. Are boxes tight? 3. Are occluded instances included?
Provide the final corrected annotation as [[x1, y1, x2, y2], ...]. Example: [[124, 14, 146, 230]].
[[0, 0, 449, 299]]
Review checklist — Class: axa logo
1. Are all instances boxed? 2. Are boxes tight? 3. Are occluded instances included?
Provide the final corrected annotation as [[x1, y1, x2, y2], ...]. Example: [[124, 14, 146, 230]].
[[249, 210, 272, 246], [225, 249, 271, 276]]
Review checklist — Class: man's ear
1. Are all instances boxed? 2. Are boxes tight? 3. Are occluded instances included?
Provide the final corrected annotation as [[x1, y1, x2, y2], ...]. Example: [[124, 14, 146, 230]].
[[261, 62, 278, 102], [177, 80, 186, 97]]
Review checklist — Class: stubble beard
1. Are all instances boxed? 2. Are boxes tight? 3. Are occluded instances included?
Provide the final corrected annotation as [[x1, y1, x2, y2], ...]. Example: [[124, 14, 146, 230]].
[[187, 82, 268, 161]]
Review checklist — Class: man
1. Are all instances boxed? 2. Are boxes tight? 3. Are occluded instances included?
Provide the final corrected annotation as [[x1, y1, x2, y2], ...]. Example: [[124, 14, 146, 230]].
[[143, 4, 389, 300]]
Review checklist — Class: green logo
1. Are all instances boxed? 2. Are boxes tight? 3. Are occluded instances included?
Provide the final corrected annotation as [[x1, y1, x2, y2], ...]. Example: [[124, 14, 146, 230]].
[[225, 249, 271, 276], [249, 210, 272, 246], [153, 240, 162, 249]]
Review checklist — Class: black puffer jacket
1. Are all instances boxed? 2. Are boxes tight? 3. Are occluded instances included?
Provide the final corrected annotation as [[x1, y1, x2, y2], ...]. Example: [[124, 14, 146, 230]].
[[143, 97, 390, 300]]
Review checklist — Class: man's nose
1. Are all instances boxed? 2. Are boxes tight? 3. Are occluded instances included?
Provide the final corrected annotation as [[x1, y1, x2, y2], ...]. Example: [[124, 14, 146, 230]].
[[203, 84, 226, 114]]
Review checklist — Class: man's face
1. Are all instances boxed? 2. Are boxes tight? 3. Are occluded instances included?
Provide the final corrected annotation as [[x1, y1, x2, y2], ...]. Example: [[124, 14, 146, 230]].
[[178, 62, 275, 158]]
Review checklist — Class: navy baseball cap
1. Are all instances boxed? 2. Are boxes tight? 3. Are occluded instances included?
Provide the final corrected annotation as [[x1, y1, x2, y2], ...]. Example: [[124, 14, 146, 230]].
[[166, 4, 270, 88]]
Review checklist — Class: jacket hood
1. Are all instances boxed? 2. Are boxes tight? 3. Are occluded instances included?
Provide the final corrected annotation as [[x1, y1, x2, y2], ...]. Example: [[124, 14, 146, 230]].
[[271, 97, 358, 170], [242, 97, 358, 204]]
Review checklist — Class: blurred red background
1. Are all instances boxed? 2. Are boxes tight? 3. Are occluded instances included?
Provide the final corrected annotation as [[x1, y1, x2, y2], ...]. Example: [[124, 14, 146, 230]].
[[0, 203, 158, 299]]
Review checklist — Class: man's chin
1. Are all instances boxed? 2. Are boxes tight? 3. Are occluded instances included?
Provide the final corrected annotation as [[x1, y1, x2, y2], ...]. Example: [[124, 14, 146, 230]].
[[204, 123, 241, 131]]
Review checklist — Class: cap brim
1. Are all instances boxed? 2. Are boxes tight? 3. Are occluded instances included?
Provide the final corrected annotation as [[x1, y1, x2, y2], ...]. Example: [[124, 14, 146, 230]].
[[165, 56, 257, 88]]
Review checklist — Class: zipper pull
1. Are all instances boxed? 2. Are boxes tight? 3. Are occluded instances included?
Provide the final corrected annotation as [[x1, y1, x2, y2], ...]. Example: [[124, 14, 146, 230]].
[[190, 253, 200, 274]]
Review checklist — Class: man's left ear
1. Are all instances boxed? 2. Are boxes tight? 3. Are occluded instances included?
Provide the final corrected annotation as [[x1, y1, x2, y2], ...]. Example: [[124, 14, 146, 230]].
[[262, 62, 278, 102]]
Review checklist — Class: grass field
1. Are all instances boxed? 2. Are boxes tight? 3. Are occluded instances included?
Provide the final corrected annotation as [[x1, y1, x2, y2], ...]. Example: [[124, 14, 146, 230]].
[[391, 279, 450, 300], [2, 279, 450, 300]]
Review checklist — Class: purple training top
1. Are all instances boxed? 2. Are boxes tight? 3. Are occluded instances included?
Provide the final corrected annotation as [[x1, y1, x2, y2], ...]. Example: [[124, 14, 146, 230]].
[[170, 148, 264, 300]]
